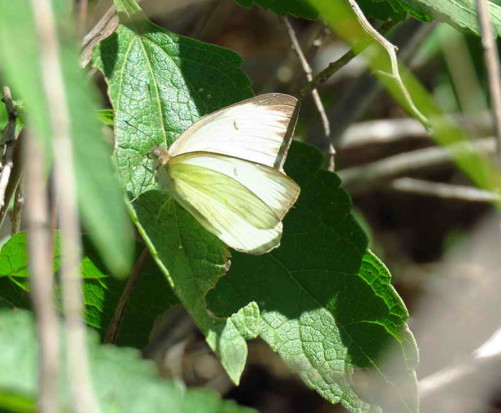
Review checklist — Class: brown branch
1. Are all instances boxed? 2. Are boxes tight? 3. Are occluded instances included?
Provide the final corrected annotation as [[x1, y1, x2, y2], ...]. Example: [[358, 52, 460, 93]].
[[339, 138, 496, 194], [340, 112, 493, 149], [476, 0, 501, 160], [298, 20, 397, 98], [80, 4, 118, 67], [32, 0, 99, 412], [25, 134, 59, 413], [104, 247, 150, 344], [0, 86, 20, 210], [329, 21, 436, 147], [282, 17, 335, 170], [388, 178, 501, 202]]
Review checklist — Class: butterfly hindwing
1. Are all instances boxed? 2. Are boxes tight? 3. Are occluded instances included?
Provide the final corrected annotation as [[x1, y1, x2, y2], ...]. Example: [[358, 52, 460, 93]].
[[157, 152, 300, 253]]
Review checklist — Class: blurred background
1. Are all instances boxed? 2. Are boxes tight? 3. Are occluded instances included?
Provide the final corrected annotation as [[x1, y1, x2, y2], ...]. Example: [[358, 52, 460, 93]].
[[83, 1, 501, 412]]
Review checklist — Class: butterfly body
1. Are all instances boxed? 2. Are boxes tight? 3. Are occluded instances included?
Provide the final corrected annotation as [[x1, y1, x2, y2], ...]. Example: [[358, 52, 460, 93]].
[[151, 93, 301, 254]]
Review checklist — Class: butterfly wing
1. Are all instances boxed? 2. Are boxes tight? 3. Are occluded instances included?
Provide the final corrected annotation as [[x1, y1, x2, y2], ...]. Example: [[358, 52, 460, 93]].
[[167, 94, 299, 171], [159, 153, 300, 254]]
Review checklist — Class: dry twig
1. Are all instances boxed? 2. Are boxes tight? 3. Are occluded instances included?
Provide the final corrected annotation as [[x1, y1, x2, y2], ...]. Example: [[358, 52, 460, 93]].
[[32, 0, 99, 412], [26, 135, 59, 413], [476, 0, 501, 160], [328, 20, 434, 147], [389, 177, 501, 202], [283, 17, 335, 170], [340, 112, 493, 149], [339, 138, 496, 194], [104, 248, 150, 344], [298, 21, 397, 98], [80, 3, 118, 67]]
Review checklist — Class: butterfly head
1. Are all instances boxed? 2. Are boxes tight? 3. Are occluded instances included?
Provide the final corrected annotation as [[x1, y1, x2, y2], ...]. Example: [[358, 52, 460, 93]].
[[148, 146, 171, 169]]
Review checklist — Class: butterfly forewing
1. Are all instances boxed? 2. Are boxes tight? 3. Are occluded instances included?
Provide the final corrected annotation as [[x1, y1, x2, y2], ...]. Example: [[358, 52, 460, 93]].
[[157, 161, 284, 254], [167, 93, 299, 170]]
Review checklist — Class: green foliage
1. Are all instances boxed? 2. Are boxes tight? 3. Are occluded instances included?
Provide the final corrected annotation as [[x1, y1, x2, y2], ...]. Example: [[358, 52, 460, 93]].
[[236, 0, 501, 35], [208, 142, 418, 413], [0, 309, 256, 413], [0, 232, 177, 348], [0, 0, 133, 276], [391, 0, 501, 37], [234, 0, 318, 19], [233, 0, 407, 21], [90, 1, 419, 409]]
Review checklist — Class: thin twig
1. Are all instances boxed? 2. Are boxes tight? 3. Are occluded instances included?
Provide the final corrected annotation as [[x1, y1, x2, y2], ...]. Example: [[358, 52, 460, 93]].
[[298, 20, 396, 98], [0, 86, 19, 210], [25, 134, 59, 413], [339, 138, 496, 194], [476, 0, 501, 160], [10, 182, 23, 235], [32, 1, 99, 412], [283, 17, 335, 170], [329, 20, 435, 147], [340, 112, 493, 149], [347, 0, 428, 127], [388, 178, 501, 202], [104, 247, 150, 344]]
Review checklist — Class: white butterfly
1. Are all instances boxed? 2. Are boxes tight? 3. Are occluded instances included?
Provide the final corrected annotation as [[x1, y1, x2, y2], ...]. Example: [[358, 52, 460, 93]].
[[151, 93, 301, 254]]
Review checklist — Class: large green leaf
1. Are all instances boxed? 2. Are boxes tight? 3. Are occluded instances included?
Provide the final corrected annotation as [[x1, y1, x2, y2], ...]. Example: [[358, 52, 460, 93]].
[[0, 309, 256, 413], [207, 142, 419, 413], [0, 0, 133, 276], [93, 1, 418, 407], [93, 0, 258, 383], [0, 232, 177, 348]]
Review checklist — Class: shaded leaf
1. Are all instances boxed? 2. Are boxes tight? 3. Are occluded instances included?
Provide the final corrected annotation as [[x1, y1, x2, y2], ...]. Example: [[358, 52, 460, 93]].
[[0, 0, 133, 276], [207, 142, 419, 413], [0, 232, 177, 348], [128, 192, 260, 382], [234, 0, 318, 19], [0, 309, 256, 413]]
